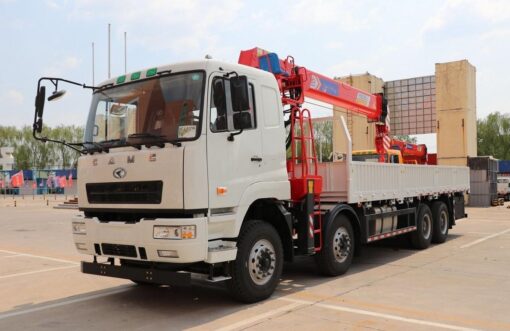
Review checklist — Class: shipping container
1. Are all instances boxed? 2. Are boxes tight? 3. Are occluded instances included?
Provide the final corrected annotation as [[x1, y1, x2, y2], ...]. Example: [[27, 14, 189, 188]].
[[499, 160, 510, 174], [468, 194, 496, 207], [468, 156, 499, 172]]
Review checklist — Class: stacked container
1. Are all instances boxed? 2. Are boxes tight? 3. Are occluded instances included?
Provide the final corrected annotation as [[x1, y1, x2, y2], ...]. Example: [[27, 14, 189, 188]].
[[384, 75, 436, 136], [499, 160, 510, 175], [468, 156, 499, 207]]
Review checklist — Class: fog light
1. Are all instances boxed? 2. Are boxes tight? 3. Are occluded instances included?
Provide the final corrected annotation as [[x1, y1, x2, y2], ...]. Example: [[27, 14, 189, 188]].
[[75, 243, 87, 250], [72, 222, 86, 235], [158, 250, 179, 258]]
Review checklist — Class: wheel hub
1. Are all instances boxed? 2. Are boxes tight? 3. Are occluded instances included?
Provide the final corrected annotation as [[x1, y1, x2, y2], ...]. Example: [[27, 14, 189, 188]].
[[333, 227, 351, 263], [423, 214, 432, 239], [440, 210, 448, 234], [249, 239, 276, 285]]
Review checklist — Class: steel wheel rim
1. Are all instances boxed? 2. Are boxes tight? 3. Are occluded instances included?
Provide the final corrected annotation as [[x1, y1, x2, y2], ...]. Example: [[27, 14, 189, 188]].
[[423, 214, 432, 239], [248, 239, 276, 285], [333, 227, 351, 263], [439, 210, 448, 234]]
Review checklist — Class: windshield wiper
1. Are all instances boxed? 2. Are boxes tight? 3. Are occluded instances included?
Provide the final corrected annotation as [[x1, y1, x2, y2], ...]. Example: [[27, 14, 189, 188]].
[[70, 141, 109, 154], [127, 133, 182, 147], [101, 138, 144, 151]]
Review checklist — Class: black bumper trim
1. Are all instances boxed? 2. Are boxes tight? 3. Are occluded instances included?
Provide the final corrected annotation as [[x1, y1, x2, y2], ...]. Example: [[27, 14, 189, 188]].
[[81, 261, 191, 286]]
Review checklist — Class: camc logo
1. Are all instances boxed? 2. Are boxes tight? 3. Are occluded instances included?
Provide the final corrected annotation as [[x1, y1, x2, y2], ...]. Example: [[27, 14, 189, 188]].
[[113, 167, 127, 179]]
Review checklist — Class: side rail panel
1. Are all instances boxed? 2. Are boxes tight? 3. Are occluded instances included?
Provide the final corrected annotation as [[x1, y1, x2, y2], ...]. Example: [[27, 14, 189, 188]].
[[347, 162, 470, 204]]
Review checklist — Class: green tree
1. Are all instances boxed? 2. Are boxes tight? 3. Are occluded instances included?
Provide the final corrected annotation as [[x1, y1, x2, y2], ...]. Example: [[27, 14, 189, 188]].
[[0, 125, 84, 169], [50, 125, 83, 168], [392, 135, 417, 144], [477, 112, 510, 159], [313, 120, 333, 162]]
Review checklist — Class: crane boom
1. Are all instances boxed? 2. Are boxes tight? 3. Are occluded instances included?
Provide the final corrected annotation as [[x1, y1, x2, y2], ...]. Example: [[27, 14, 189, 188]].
[[239, 47, 390, 200], [239, 47, 385, 121]]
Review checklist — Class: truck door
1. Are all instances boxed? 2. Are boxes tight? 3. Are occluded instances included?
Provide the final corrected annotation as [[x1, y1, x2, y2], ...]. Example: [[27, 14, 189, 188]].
[[206, 74, 263, 210]]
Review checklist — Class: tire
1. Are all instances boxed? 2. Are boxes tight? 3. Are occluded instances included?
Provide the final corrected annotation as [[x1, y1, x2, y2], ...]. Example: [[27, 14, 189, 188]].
[[314, 214, 354, 276], [431, 201, 449, 244], [227, 220, 283, 303], [410, 204, 433, 249]]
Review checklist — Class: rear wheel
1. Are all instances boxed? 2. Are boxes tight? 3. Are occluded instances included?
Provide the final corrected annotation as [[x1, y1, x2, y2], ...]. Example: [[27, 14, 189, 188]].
[[410, 204, 433, 249], [315, 214, 354, 276], [431, 201, 449, 244], [227, 220, 283, 303]]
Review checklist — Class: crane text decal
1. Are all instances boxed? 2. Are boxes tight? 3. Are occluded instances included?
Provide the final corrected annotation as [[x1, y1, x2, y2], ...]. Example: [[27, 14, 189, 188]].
[[355, 92, 371, 107], [310, 74, 340, 97]]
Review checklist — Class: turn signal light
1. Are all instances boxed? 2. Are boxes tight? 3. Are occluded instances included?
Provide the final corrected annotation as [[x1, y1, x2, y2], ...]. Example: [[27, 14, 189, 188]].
[[216, 187, 228, 195]]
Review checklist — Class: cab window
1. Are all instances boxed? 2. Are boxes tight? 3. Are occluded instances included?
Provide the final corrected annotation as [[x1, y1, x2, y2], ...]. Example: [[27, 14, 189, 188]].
[[210, 77, 256, 132]]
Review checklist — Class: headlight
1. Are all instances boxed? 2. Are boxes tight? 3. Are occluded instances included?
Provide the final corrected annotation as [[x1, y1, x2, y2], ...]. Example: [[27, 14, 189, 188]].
[[153, 225, 196, 240], [72, 222, 86, 235]]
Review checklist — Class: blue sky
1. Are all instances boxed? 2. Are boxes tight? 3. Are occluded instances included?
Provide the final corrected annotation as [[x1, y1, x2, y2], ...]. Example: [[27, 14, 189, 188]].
[[1, 0, 509, 133]]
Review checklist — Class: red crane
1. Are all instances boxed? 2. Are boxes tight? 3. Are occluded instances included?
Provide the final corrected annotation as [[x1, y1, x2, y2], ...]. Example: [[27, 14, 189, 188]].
[[239, 47, 390, 200]]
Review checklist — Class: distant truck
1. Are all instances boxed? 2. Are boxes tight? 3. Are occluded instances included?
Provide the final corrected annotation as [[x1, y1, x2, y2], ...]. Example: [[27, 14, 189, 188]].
[[497, 177, 510, 200], [352, 149, 403, 164]]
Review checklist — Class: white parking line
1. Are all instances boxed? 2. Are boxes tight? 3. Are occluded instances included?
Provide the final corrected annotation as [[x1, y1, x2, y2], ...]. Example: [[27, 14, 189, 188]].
[[278, 297, 480, 331], [0, 249, 79, 265], [216, 301, 305, 331], [0, 286, 131, 320], [460, 228, 510, 249], [0, 254, 22, 259], [0, 265, 77, 280]]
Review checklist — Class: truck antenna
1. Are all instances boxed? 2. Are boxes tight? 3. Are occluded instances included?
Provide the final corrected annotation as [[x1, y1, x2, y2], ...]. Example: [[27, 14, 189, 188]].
[[108, 23, 111, 79]]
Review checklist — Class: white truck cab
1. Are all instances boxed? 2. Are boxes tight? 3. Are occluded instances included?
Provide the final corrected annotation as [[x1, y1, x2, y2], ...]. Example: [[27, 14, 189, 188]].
[[73, 59, 290, 266], [497, 177, 510, 200]]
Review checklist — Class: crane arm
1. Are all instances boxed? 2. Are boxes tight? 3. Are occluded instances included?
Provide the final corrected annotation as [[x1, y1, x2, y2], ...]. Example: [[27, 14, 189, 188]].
[[238, 47, 384, 122]]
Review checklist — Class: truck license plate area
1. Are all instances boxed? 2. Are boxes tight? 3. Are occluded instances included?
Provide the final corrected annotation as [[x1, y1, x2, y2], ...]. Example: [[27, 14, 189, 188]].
[[81, 261, 191, 286], [101, 243, 137, 258]]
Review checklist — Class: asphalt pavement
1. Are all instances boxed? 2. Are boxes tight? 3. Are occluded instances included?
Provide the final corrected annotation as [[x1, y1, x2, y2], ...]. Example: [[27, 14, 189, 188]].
[[1, 197, 510, 330]]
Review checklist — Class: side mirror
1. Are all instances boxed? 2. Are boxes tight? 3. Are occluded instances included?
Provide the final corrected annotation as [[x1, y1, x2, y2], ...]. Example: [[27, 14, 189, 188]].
[[230, 75, 249, 112], [48, 89, 66, 101], [34, 86, 46, 134], [233, 112, 252, 130], [35, 86, 46, 117], [213, 80, 226, 114]]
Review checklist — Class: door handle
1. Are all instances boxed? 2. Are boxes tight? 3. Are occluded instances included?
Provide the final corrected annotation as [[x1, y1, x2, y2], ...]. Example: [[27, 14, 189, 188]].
[[251, 156, 263, 162]]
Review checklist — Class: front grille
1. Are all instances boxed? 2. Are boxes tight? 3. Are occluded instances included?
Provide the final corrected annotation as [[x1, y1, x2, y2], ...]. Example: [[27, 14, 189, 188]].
[[101, 243, 137, 258], [86, 181, 163, 204]]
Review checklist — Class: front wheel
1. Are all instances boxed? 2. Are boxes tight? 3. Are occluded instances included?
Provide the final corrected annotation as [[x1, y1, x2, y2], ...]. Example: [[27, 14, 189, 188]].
[[315, 214, 354, 276], [227, 220, 283, 303]]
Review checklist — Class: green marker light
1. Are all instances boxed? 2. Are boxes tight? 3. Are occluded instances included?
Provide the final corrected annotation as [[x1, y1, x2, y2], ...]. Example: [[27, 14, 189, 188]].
[[146, 68, 157, 77], [116, 75, 126, 84], [131, 72, 141, 80]]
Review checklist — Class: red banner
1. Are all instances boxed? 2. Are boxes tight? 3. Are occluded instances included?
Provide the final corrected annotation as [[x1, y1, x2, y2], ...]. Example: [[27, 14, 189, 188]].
[[10, 171, 24, 188]]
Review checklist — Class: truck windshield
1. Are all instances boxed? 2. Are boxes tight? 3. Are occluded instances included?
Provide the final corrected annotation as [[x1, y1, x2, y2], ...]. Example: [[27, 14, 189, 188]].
[[84, 71, 204, 148]]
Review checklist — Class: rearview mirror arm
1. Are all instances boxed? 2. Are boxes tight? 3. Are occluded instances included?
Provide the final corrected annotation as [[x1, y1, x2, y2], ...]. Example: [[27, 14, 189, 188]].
[[32, 76, 93, 154], [32, 132, 86, 154], [40, 77, 97, 91], [227, 129, 243, 142]]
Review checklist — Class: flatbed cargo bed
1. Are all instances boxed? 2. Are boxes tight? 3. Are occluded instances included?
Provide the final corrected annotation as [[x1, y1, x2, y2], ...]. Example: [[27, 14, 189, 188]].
[[319, 161, 469, 203], [315, 117, 470, 204]]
